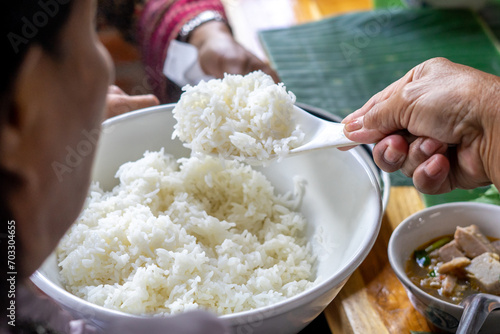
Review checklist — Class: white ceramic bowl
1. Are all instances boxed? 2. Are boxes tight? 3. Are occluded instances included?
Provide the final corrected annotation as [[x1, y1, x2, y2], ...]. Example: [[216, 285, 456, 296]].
[[388, 202, 500, 333], [32, 104, 383, 333], [295, 102, 390, 211]]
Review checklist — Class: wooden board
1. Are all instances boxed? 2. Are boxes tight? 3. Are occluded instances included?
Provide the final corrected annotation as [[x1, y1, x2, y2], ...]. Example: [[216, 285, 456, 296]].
[[325, 186, 431, 333]]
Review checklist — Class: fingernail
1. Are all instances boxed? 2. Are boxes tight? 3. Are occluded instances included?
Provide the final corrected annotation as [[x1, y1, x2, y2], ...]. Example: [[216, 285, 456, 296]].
[[384, 146, 404, 165], [424, 157, 442, 178], [344, 117, 363, 133], [420, 138, 440, 156]]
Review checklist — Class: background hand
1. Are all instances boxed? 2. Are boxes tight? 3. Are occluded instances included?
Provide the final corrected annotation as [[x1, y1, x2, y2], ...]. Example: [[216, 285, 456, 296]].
[[105, 85, 159, 119], [190, 21, 280, 83]]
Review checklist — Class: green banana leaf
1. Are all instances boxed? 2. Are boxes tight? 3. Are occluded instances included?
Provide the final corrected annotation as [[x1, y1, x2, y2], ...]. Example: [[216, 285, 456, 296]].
[[258, 8, 500, 186], [259, 8, 500, 117], [375, 0, 500, 40], [421, 184, 500, 207]]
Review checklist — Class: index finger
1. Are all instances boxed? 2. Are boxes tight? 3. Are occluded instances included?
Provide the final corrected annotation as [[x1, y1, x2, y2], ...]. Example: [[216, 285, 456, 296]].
[[342, 70, 412, 125], [341, 67, 417, 144]]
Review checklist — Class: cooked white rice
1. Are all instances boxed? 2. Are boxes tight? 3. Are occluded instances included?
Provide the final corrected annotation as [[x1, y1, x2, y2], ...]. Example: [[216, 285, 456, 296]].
[[172, 71, 305, 163], [57, 149, 317, 315]]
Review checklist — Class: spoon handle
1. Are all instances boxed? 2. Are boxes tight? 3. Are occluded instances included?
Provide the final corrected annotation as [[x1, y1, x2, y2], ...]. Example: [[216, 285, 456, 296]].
[[456, 294, 500, 334], [291, 122, 356, 154]]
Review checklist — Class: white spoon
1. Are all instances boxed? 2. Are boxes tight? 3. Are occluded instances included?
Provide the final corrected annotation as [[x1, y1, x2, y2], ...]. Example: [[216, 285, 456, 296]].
[[244, 105, 358, 165], [290, 105, 357, 152]]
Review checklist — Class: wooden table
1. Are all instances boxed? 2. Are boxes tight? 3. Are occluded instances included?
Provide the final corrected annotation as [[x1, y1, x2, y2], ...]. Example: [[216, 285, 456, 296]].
[[324, 186, 431, 333], [222, 1, 434, 332]]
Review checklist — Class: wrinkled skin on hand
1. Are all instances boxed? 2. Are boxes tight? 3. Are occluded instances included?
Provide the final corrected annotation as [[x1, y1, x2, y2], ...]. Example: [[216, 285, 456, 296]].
[[189, 21, 280, 83], [342, 57, 500, 195]]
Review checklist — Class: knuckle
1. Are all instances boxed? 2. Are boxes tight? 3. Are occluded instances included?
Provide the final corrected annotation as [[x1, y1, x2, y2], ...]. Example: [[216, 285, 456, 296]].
[[425, 57, 449, 66]]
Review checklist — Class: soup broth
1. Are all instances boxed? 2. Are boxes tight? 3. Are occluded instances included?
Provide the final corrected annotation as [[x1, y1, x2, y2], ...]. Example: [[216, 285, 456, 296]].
[[405, 225, 500, 305]]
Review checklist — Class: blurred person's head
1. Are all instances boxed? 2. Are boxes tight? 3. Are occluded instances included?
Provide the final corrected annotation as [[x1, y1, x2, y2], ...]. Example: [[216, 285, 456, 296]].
[[0, 0, 113, 282]]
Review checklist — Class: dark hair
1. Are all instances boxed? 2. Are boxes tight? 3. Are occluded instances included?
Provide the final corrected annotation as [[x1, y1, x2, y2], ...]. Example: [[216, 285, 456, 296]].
[[1, 0, 73, 97], [1, 1, 74, 331]]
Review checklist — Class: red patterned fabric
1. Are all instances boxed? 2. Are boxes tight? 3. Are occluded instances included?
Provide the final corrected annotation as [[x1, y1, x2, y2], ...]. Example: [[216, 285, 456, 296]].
[[137, 0, 227, 102]]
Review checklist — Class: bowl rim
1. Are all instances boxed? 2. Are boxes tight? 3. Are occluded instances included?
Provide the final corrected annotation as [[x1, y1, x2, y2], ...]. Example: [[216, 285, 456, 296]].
[[32, 103, 384, 324], [387, 201, 500, 312], [104, 102, 391, 212], [295, 102, 391, 212]]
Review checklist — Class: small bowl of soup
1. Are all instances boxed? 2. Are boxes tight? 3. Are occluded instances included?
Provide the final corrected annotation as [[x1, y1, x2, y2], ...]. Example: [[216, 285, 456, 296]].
[[388, 202, 500, 333]]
